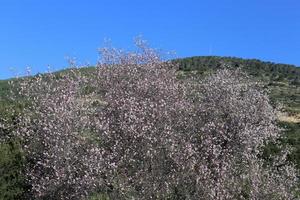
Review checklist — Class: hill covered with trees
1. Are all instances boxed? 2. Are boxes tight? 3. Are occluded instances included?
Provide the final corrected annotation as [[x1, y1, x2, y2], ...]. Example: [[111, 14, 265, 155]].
[[0, 54, 300, 199], [176, 56, 300, 85], [176, 56, 300, 117]]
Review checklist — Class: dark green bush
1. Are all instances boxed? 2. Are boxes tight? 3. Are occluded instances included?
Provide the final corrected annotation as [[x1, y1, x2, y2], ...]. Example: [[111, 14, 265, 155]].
[[0, 140, 25, 200]]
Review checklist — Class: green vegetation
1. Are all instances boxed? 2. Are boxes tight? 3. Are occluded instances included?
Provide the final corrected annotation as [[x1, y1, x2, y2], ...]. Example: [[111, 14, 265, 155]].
[[0, 140, 25, 200], [176, 56, 300, 85]]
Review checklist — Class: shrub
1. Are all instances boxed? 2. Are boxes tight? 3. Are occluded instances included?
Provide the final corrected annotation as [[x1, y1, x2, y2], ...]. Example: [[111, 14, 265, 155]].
[[0, 138, 25, 200], [0, 99, 26, 200]]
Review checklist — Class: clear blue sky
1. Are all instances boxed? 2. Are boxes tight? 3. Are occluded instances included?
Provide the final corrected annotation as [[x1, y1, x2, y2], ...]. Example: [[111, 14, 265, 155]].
[[0, 0, 299, 79]]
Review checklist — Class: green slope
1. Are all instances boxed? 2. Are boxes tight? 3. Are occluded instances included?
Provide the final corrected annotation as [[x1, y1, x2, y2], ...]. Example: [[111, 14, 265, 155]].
[[176, 56, 300, 84]]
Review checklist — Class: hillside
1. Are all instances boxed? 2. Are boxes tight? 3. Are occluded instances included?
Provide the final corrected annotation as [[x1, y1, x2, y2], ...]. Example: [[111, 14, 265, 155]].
[[176, 56, 300, 84], [1, 56, 299, 116], [175, 56, 300, 116], [0, 55, 300, 199]]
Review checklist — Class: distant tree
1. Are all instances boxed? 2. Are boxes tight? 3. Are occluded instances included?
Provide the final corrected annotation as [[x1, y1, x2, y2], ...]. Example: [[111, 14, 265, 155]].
[[14, 40, 299, 199]]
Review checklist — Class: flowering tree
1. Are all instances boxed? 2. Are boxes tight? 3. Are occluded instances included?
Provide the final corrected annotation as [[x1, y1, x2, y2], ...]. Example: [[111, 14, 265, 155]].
[[15, 40, 298, 200]]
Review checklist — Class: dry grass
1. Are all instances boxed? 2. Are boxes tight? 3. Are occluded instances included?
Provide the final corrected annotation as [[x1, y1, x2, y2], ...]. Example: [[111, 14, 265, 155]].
[[278, 113, 300, 123]]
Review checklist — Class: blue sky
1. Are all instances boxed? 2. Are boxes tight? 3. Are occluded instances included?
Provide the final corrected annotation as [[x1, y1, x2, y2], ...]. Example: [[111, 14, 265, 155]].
[[0, 0, 299, 79]]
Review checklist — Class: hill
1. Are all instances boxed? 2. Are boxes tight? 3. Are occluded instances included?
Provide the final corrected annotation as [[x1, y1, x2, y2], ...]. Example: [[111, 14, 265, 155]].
[[176, 56, 300, 115], [0, 55, 300, 199], [1, 56, 299, 116], [176, 56, 300, 85]]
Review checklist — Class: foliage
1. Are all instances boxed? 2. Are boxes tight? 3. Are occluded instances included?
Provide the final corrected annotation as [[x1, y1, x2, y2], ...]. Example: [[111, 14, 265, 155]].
[[11, 41, 299, 199], [175, 56, 300, 86], [0, 84, 28, 199], [0, 140, 25, 200], [88, 193, 110, 200], [279, 122, 300, 168]]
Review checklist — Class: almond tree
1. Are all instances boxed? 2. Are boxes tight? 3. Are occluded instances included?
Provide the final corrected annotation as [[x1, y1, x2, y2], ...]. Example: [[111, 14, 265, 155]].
[[15, 40, 298, 199]]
